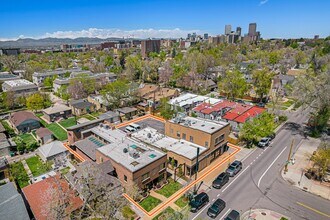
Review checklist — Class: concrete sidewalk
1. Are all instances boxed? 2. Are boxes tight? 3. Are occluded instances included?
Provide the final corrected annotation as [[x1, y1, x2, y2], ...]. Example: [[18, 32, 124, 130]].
[[281, 138, 330, 200], [242, 209, 290, 220]]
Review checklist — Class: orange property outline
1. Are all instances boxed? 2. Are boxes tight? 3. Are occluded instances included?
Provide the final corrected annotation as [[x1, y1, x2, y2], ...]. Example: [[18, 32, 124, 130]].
[[63, 142, 86, 162], [123, 143, 241, 218]]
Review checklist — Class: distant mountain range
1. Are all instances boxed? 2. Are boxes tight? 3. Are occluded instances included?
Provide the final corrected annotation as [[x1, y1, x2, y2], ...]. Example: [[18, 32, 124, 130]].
[[0, 37, 132, 49]]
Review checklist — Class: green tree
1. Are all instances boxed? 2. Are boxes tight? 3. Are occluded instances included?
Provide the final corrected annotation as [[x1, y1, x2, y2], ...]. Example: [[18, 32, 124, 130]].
[[44, 76, 57, 88], [268, 51, 280, 66], [159, 97, 175, 120], [26, 93, 48, 112], [310, 141, 330, 179], [101, 80, 129, 109], [252, 69, 273, 101], [240, 112, 276, 147], [218, 70, 248, 99]]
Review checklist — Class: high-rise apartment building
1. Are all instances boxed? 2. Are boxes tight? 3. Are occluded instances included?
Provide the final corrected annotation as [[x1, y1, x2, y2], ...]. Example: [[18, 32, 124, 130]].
[[141, 39, 161, 58], [236, 27, 242, 36], [225, 25, 232, 35], [248, 23, 257, 36]]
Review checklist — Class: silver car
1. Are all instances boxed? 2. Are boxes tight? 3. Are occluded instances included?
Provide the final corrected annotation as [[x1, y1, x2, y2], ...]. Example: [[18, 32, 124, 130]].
[[226, 160, 242, 177]]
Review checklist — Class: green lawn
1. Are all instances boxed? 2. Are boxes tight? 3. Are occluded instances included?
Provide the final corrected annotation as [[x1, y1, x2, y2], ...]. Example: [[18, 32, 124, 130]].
[[19, 133, 37, 145], [59, 117, 77, 128], [122, 206, 136, 220], [46, 123, 67, 141], [60, 167, 71, 175], [139, 196, 162, 212], [1, 120, 15, 136], [90, 111, 101, 117], [175, 195, 189, 208], [156, 179, 182, 198], [10, 162, 30, 188], [82, 114, 96, 120], [153, 207, 178, 220], [26, 156, 52, 177], [35, 113, 44, 118]]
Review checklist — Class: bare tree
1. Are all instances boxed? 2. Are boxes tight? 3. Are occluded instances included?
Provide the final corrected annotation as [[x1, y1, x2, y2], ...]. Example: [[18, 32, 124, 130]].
[[159, 61, 173, 87], [0, 55, 20, 73]]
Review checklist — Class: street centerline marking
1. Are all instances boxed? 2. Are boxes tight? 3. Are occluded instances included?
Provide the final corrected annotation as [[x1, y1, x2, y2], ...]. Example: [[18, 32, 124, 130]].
[[297, 202, 330, 218]]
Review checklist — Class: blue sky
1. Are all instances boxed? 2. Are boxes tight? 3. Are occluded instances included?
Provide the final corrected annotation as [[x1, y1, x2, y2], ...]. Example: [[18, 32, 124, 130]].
[[0, 0, 329, 40]]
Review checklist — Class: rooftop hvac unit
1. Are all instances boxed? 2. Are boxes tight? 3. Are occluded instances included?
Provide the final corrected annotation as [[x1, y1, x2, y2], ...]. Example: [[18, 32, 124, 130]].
[[147, 133, 152, 138], [123, 148, 128, 153]]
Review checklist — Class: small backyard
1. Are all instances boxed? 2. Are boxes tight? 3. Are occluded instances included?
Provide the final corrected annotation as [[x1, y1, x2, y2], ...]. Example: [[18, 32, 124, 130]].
[[25, 155, 52, 177], [10, 162, 30, 188]]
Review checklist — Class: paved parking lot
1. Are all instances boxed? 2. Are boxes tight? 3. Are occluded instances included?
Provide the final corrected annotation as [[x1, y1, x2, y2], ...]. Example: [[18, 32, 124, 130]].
[[119, 117, 165, 134]]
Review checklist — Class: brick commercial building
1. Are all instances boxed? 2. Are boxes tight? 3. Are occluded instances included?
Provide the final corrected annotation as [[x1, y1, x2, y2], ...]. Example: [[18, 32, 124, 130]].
[[133, 114, 230, 178], [141, 39, 160, 58], [72, 124, 167, 190]]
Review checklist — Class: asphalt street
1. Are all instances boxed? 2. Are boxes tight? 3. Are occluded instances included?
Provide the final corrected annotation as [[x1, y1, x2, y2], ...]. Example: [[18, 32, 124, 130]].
[[189, 108, 330, 220]]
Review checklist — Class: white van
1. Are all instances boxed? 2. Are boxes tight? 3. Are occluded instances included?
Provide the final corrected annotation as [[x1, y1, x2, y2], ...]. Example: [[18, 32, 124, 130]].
[[129, 123, 141, 130], [125, 126, 136, 133]]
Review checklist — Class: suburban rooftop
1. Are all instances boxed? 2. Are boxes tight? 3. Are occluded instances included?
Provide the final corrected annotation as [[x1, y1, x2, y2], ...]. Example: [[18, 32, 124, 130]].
[[169, 114, 229, 134], [4, 79, 35, 87], [93, 125, 166, 172]]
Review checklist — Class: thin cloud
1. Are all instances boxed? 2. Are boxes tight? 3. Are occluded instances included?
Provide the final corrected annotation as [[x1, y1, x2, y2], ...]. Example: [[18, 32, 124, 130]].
[[259, 0, 269, 5], [0, 28, 201, 41]]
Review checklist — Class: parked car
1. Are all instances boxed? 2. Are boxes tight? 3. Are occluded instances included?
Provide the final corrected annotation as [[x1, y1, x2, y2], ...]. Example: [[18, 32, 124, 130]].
[[226, 160, 242, 177], [267, 132, 276, 140], [224, 210, 240, 220], [189, 192, 209, 213], [207, 198, 226, 218], [258, 137, 271, 148], [124, 126, 136, 133], [212, 172, 229, 189], [129, 123, 141, 130]]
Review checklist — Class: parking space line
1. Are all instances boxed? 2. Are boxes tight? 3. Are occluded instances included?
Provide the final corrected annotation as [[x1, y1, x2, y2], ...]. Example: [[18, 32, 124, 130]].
[[191, 204, 210, 220], [219, 208, 231, 220], [217, 194, 220, 197], [257, 146, 287, 187], [222, 165, 250, 192]]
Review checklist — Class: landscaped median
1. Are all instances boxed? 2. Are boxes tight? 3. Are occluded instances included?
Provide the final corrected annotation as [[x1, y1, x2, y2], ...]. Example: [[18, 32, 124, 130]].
[[139, 195, 162, 212], [123, 143, 241, 218]]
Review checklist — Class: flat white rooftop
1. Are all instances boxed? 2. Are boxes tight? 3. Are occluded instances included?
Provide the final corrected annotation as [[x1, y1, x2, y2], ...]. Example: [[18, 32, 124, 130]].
[[132, 127, 207, 160], [169, 93, 221, 107], [93, 126, 165, 172], [4, 79, 34, 87], [169, 115, 229, 134]]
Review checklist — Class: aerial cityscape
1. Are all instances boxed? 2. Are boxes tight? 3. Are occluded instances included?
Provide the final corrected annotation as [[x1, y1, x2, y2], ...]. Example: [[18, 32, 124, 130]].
[[0, 0, 329, 220]]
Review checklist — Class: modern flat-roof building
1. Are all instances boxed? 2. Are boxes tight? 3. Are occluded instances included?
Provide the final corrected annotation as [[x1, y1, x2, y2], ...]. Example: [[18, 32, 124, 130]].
[[2, 79, 38, 96], [85, 125, 168, 189], [141, 39, 161, 58], [32, 68, 86, 86], [0, 71, 21, 82], [53, 72, 117, 92]]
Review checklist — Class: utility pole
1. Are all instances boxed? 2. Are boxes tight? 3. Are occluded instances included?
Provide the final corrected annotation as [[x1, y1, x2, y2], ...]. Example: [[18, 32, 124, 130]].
[[284, 139, 294, 174], [193, 147, 200, 194]]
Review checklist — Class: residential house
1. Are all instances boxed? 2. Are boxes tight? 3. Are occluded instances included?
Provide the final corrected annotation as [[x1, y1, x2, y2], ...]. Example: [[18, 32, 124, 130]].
[[0, 182, 30, 220], [22, 175, 83, 220], [99, 111, 121, 124], [42, 104, 72, 122], [0, 157, 9, 181], [0, 133, 16, 157], [87, 94, 109, 111], [116, 107, 138, 120], [38, 141, 68, 162], [32, 68, 86, 86], [2, 79, 38, 96], [35, 127, 53, 144], [138, 84, 179, 109], [0, 71, 21, 83], [9, 111, 41, 133], [70, 99, 95, 116]]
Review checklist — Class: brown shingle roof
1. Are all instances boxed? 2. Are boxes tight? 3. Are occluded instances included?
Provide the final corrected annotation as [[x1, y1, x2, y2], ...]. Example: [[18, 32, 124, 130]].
[[22, 175, 83, 220], [35, 127, 53, 138], [10, 111, 40, 127]]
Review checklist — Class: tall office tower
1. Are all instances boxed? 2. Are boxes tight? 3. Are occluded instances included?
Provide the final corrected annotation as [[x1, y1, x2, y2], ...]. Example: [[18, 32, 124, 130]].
[[192, 32, 197, 38], [204, 33, 209, 39], [187, 33, 191, 39], [236, 27, 242, 36], [141, 39, 160, 58], [248, 23, 257, 36], [225, 25, 232, 35]]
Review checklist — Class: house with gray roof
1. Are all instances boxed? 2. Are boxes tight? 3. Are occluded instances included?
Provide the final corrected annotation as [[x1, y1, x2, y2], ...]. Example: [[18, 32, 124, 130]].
[[42, 103, 72, 122], [70, 99, 95, 116], [0, 182, 30, 220], [0, 133, 16, 157], [37, 141, 68, 162], [9, 111, 40, 133]]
